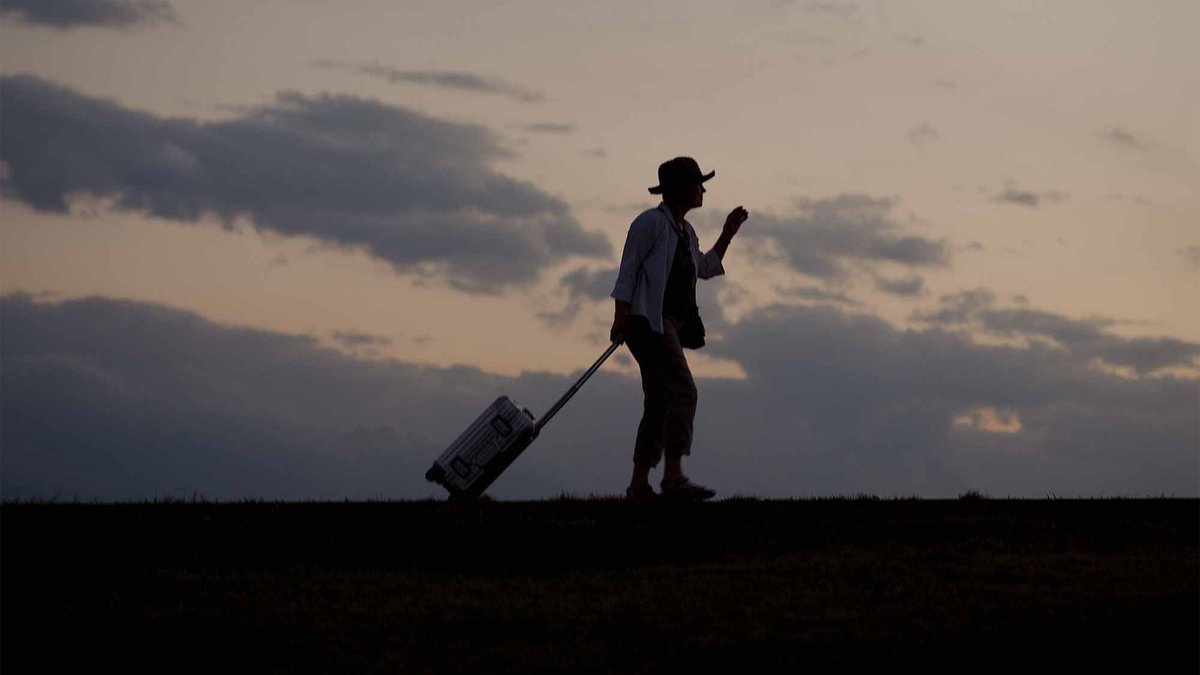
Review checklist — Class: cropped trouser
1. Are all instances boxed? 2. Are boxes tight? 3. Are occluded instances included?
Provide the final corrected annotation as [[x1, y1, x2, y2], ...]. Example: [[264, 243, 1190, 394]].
[[623, 313, 698, 468]]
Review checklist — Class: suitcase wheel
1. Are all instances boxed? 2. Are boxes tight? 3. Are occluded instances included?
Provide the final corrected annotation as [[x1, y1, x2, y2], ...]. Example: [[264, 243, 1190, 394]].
[[425, 464, 446, 483]]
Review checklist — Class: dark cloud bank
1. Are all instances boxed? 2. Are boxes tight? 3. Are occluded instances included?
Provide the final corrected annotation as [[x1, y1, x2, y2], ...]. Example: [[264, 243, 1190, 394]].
[[736, 194, 949, 281], [3, 293, 1195, 501], [0, 0, 176, 29], [913, 290, 1200, 376], [0, 74, 608, 291]]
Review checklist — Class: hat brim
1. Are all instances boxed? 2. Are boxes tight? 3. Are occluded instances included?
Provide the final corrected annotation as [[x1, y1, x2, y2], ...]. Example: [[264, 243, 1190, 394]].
[[648, 170, 715, 195]]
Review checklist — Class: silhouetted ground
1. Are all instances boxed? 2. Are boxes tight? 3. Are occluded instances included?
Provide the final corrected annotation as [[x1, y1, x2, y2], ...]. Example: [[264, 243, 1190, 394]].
[[3, 497, 1196, 673]]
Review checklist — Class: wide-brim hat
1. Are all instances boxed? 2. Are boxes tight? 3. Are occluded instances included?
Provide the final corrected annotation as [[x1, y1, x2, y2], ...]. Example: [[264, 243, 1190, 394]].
[[648, 156, 715, 195]]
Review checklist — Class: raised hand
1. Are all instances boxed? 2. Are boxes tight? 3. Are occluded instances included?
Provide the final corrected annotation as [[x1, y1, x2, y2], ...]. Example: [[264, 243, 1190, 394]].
[[723, 206, 749, 238]]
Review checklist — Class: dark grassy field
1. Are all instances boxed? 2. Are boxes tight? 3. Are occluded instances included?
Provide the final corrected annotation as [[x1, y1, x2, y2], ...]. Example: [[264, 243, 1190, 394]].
[[3, 497, 1196, 673]]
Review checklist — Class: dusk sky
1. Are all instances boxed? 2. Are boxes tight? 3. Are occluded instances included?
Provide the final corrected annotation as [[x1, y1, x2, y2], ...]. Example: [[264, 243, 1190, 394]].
[[2, 0, 1197, 500]]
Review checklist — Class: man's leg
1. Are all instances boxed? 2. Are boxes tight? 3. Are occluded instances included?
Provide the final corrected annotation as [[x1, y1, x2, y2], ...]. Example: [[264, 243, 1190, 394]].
[[624, 316, 672, 484], [657, 316, 713, 499], [630, 462, 653, 489], [659, 315, 698, 466], [663, 454, 684, 481]]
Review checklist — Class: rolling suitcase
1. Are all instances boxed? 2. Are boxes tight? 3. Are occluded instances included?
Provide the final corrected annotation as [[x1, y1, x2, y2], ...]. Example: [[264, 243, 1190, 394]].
[[425, 341, 621, 500]]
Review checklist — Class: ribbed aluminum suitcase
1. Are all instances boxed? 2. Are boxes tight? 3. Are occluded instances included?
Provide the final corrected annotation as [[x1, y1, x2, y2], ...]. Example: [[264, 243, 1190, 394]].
[[426, 342, 620, 500], [424, 395, 536, 500]]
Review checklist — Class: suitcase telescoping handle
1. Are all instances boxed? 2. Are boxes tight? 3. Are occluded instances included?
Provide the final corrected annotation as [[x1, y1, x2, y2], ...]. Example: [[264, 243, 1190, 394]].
[[533, 341, 622, 436]]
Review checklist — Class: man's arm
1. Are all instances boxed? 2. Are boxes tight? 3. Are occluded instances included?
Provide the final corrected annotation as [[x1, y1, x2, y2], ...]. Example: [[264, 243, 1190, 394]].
[[697, 206, 749, 279], [610, 299, 630, 344], [610, 211, 659, 344], [611, 212, 657, 304], [712, 230, 735, 261], [712, 206, 748, 261]]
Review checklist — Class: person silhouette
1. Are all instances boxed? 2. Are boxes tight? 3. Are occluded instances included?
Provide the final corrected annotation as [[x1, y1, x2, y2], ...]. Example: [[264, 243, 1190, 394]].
[[610, 157, 748, 502]]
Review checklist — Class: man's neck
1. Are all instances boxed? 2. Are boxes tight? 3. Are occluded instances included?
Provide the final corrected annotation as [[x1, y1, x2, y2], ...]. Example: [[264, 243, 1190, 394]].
[[666, 202, 690, 232]]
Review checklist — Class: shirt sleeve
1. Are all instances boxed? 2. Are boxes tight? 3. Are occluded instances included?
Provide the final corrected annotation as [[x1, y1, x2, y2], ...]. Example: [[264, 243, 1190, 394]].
[[694, 227, 725, 280], [611, 211, 658, 303]]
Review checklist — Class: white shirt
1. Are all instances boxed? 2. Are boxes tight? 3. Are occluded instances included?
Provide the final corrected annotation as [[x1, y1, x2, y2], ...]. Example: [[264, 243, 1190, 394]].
[[610, 203, 725, 334]]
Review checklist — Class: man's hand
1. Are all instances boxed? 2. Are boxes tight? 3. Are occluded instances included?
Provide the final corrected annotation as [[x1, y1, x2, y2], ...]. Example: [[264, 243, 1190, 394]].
[[723, 206, 749, 239], [610, 300, 629, 344], [713, 206, 748, 260]]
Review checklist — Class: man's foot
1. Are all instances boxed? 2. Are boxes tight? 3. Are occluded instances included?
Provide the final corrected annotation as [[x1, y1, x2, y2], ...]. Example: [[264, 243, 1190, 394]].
[[660, 475, 716, 501], [625, 483, 659, 503]]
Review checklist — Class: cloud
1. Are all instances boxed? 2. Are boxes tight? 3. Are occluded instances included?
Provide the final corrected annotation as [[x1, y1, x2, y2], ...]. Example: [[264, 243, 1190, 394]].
[[739, 194, 950, 281], [912, 288, 994, 325], [537, 266, 616, 325], [0, 0, 177, 29], [0, 292, 664, 501], [1097, 125, 1148, 150], [912, 289, 1200, 375], [991, 185, 1068, 207], [952, 406, 1021, 434], [907, 122, 939, 146], [2, 293, 1196, 500], [522, 122, 575, 134], [331, 331, 392, 348], [0, 293, 485, 500], [0, 75, 609, 292], [310, 60, 542, 103], [561, 266, 616, 301], [872, 273, 925, 296], [707, 302, 1197, 497], [774, 285, 860, 306]]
